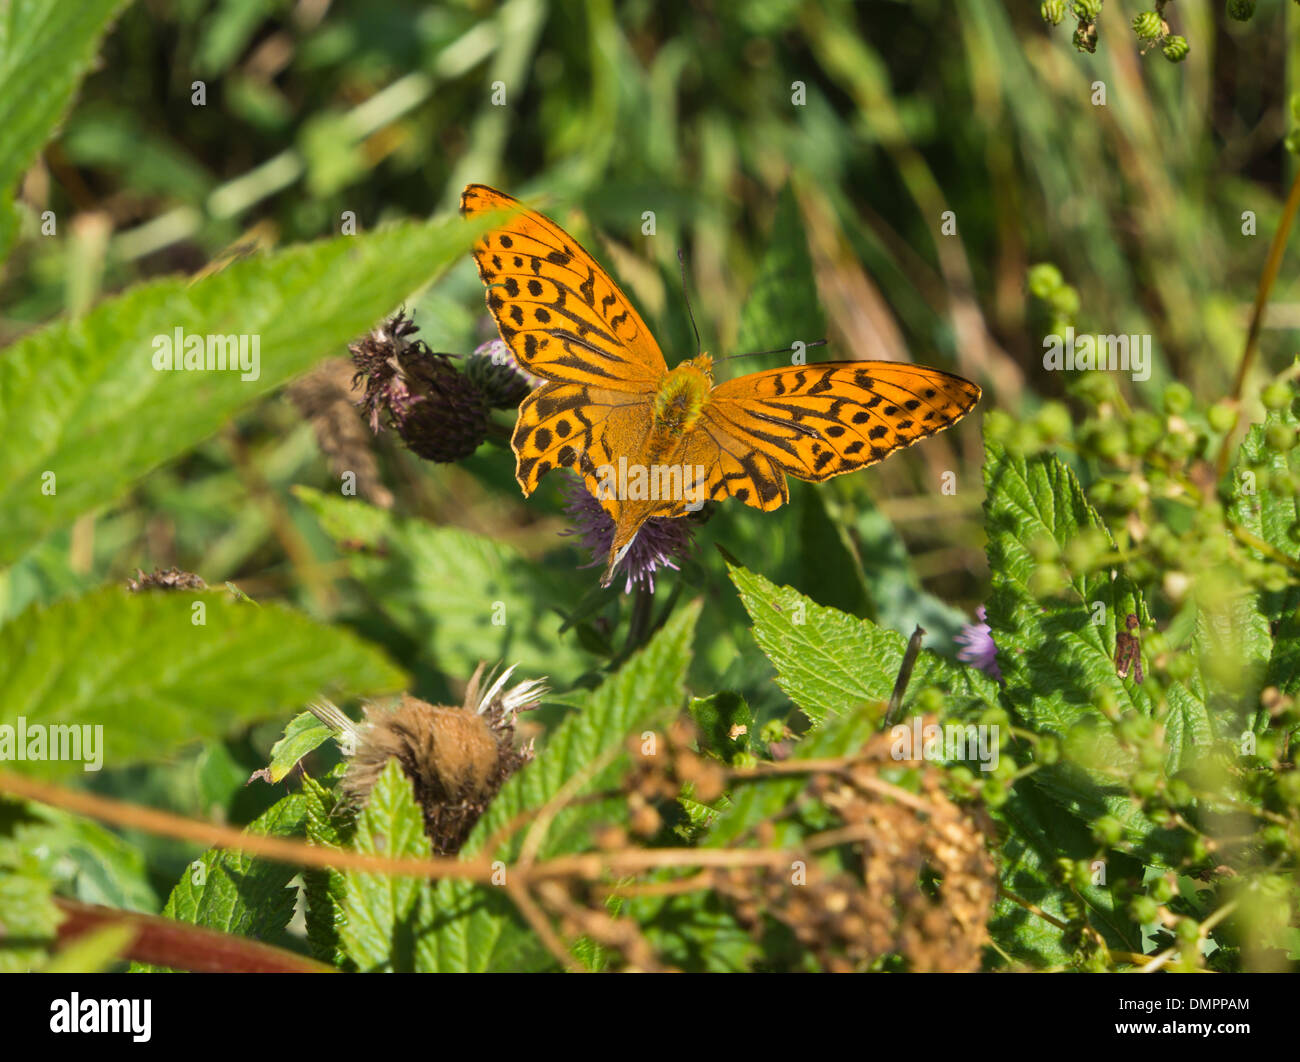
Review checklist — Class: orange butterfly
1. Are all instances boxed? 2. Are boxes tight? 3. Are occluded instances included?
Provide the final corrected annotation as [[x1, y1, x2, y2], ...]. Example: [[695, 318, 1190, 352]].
[[461, 185, 981, 586]]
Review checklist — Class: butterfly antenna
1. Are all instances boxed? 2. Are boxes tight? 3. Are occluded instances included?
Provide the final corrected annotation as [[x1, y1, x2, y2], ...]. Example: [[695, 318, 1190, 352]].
[[716, 338, 828, 364], [677, 249, 703, 356]]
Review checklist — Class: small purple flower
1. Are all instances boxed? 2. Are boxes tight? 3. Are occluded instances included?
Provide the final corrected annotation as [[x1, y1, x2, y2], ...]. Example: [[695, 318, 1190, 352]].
[[559, 477, 693, 594], [956, 605, 1003, 683]]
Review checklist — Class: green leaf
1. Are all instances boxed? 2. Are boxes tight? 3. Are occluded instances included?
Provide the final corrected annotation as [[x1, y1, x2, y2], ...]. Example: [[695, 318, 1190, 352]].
[[0, 798, 63, 972], [301, 774, 351, 969], [1233, 401, 1300, 559], [44, 924, 135, 973], [267, 712, 335, 783], [990, 784, 1143, 968], [982, 440, 1185, 860], [131, 789, 314, 972], [0, 587, 405, 778], [339, 759, 430, 973], [414, 600, 702, 972], [0, 0, 129, 263], [727, 561, 998, 726], [1232, 402, 1300, 697], [688, 691, 751, 764], [0, 211, 489, 564], [18, 805, 156, 914], [294, 486, 589, 683]]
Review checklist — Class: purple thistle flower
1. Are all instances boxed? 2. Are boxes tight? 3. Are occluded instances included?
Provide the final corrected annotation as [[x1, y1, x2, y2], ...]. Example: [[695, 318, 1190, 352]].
[[955, 605, 1003, 684], [559, 477, 693, 594]]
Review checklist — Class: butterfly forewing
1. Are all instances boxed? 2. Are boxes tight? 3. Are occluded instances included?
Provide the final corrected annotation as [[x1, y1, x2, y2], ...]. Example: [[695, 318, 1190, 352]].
[[703, 362, 980, 488], [461, 185, 667, 391]]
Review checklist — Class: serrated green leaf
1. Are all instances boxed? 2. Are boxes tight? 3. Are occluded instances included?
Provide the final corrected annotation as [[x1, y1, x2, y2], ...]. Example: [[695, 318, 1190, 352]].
[[414, 600, 702, 972], [0, 798, 63, 972], [0, 211, 489, 563], [0, 0, 129, 266], [983, 440, 1191, 860], [0, 587, 405, 777], [991, 784, 1143, 968], [267, 712, 334, 783], [301, 775, 351, 969], [295, 486, 590, 683], [727, 561, 998, 726], [339, 759, 430, 973], [129, 789, 314, 973], [1232, 402, 1300, 697]]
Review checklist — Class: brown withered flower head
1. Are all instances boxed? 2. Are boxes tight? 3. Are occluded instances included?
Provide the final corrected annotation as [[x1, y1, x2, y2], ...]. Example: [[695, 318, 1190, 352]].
[[127, 567, 207, 592], [329, 663, 547, 855], [349, 311, 490, 463]]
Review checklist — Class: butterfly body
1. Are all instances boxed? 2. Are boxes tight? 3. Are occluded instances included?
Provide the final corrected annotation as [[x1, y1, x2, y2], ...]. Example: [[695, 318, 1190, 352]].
[[648, 354, 712, 448], [461, 185, 981, 587]]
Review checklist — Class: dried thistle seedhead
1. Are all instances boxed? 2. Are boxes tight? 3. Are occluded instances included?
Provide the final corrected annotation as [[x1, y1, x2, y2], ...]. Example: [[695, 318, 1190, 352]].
[[127, 567, 206, 591], [338, 663, 546, 854]]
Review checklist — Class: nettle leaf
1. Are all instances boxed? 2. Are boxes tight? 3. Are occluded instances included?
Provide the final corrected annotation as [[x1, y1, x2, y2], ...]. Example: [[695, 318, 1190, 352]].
[[0, 799, 66, 972], [0, 211, 490, 564], [339, 759, 431, 973], [991, 784, 1143, 968], [301, 775, 351, 969], [1232, 401, 1300, 698], [414, 600, 702, 972], [1233, 400, 1300, 558], [267, 712, 334, 784], [982, 441, 1187, 860], [18, 804, 156, 914], [0, 0, 129, 262], [130, 790, 313, 972], [295, 486, 589, 683], [0, 587, 405, 777], [727, 562, 999, 726]]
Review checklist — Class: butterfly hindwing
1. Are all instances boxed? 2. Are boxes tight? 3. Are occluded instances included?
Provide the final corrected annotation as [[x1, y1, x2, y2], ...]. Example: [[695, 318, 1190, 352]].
[[461, 185, 667, 391], [678, 422, 790, 512], [511, 381, 654, 499], [702, 362, 980, 493]]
